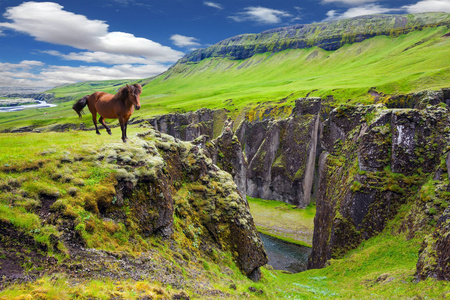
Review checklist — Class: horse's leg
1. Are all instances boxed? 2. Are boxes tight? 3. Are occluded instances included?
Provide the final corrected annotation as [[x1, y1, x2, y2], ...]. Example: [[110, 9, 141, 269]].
[[99, 116, 112, 135], [92, 113, 101, 135], [87, 97, 101, 135], [123, 117, 131, 142], [119, 117, 127, 142]]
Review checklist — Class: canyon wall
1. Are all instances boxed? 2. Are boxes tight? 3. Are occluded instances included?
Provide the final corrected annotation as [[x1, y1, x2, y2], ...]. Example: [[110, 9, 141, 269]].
[[147, 88, 450, 281]]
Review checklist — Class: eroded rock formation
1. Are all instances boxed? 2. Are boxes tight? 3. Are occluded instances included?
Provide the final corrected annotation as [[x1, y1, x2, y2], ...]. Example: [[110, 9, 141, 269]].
[[308, 94, 450, 272], [96, 130, 268, 280], [237, 98, 321, 207], [143, 88, 450, 281]]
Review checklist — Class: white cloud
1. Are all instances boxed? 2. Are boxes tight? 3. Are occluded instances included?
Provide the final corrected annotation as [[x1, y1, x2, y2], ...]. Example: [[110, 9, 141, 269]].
[[229, 6, 292, 24], [324, 10, 338, 20], [0, 2, 183, 63], [0, 60, 169, 87], [42, 50, 161, 65], [170, 34, 201, 49], [323, 0, 450, 22], [39, 64, 166, 85], [403, 0, 450, 13], [204, 1, 223, 10], [321, 0, 377, 5], [341, 4, 395, 18], [0, 60, 45, 87], [324, 4, 397, 21]]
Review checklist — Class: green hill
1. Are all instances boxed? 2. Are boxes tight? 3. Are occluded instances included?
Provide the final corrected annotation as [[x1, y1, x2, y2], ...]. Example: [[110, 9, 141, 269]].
[[15, 13, 447, 132]]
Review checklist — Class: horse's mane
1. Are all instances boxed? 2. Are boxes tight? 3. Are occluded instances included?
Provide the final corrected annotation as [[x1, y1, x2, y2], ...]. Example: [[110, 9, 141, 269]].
[[115, 83, 143, 101]]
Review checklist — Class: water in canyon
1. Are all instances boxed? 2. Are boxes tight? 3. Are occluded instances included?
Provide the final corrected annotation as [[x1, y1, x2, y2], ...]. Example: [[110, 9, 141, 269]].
[[259, 232, 312, 273]]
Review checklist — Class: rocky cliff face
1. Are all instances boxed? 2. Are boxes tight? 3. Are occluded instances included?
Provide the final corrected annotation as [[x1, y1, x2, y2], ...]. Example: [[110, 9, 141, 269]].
[[236, 98, 321, 207], [308, 90, 450, 273], [179, 13, 450, 63], [100, 129, 268, 280], [145, 88, 450, 281], [416, 207, 450, 281], [148, 98, 322, 208], [147, 108, 227, 142]]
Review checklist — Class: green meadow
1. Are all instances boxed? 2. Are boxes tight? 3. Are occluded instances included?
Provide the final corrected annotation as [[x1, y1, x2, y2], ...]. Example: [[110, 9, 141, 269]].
[[1, 26, 449, 132]]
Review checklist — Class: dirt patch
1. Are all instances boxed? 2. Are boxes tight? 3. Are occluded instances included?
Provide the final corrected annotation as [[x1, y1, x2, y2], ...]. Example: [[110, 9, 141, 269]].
[[368, 87, 384, 101], [0, 220, 55, 290], [38, 195, 58, 220]]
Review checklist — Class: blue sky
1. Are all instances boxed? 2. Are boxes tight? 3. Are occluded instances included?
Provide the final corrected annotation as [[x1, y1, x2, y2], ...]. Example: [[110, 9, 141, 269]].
[[0, 0, 449, 88]]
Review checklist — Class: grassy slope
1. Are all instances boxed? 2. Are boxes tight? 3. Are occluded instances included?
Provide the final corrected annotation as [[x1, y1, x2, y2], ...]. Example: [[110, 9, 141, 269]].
[[0, 130, 448, 299], [0, 129, 266, 299], [184, 13, 450, 56], [48, 79, 143, 101], [1, 26, 449, 131], [140, 26, 450, 113]]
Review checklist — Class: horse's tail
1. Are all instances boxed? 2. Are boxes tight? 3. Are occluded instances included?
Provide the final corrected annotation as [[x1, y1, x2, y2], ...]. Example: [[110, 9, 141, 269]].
[[73, 95, 89, 118]]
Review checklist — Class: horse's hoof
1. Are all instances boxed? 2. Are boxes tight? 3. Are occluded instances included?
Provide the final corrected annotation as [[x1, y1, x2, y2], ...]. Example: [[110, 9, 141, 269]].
[[96, 132, 101, 135], [108, 131, 112, 135]]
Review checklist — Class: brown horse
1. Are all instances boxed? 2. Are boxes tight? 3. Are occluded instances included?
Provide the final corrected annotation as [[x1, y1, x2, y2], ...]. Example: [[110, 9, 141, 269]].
[[72, 84, 142, 142]]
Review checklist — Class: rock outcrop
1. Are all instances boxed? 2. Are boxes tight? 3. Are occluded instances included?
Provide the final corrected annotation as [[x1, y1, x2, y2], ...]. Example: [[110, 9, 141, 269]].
[[237, 98, 321, 207], [147, 108, 227, 141], [179, 13, 450, 63], [95, 130, 268, 280], [204, 119, 248, 197], [416, 207, 450, 281], [308, 101, 450, 270]]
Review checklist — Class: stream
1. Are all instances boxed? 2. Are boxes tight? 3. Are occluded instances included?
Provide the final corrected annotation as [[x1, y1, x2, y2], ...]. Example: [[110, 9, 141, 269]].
[[0, 101, 56, 112], [259, 232, 312, 273]]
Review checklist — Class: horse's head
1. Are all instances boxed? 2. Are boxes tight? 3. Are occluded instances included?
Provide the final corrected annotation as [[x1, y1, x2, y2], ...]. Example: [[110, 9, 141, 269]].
[[125, 84, 143, 110]]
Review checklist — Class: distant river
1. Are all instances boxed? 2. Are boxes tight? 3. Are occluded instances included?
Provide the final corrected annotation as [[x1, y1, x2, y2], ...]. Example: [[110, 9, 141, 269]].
[[259, 232, 312, 273], [0, 100, 57, 112]]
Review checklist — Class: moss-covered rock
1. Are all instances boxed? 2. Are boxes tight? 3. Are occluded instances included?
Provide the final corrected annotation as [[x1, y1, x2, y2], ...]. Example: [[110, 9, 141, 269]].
[[237, 98, 321, 207], [416, 207, 450, 281], [205, 119, 248, 197], [309, 101, 450, 270], [147, 108, 227, 141], [126, 130, 268, 280]]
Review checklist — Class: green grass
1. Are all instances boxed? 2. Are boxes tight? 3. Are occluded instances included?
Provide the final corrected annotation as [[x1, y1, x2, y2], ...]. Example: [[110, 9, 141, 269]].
[[48, 79, 142, 100], [2, 213, 449, 299], [0, 127, 149, 254], [247, 196, 315, 247], [1, 26, 448, 132], [260, 231, 450, 299], [137, 26, 450, 114]]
